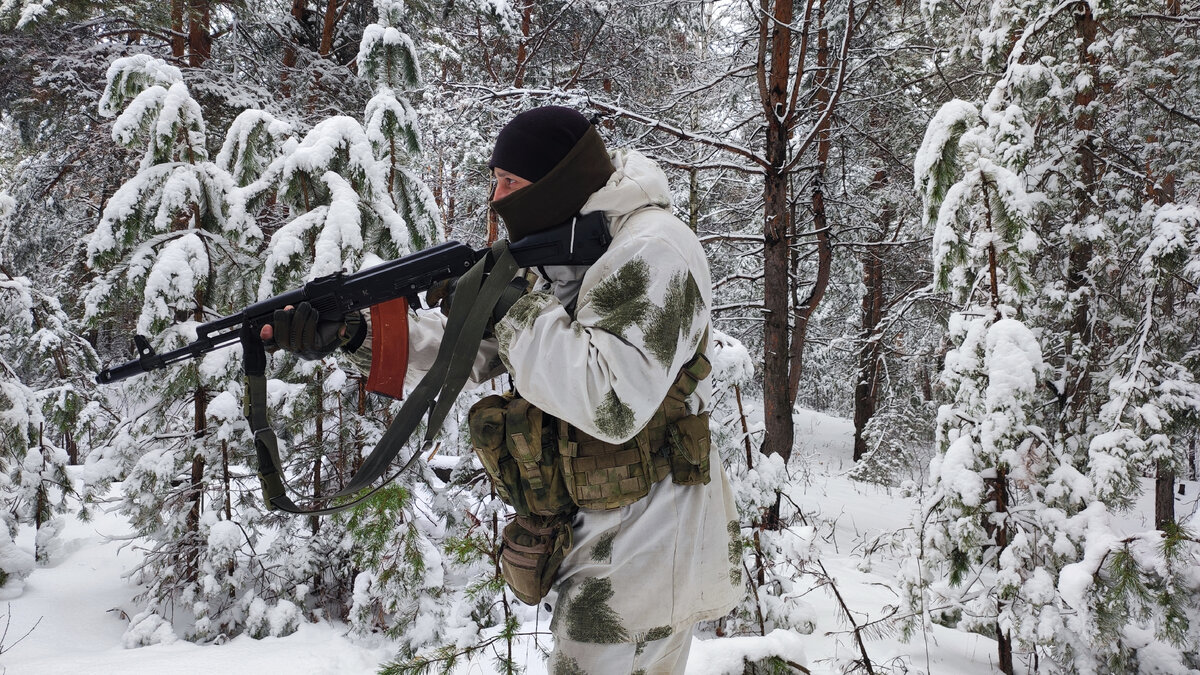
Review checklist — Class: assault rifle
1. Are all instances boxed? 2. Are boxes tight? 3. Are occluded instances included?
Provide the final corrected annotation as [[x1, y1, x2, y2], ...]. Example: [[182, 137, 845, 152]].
[[96, 211, 610, 384], [96, 211, 610, 516]]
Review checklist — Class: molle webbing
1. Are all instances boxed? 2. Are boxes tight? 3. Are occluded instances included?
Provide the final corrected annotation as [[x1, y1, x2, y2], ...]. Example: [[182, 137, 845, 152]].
[[468, 350, 713, 514], [558, 351, 712, 509]]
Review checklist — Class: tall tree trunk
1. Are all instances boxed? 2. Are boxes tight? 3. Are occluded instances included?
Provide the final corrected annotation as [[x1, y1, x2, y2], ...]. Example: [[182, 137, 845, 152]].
[[1062, 1, 1099, 432], [759, 0, 797, 530], [1152, 0, 1181, 530], [282, 0, 308, 98], [991, 464, 1014, 675], [319, 0, 340, 57], [187, 0, 212, 68], [187, 385, 207, 583], [853, 229, 886, 461], [787, 0, 834, 405], [185, 289, 208, 584], [171, 0, 187, 60], [513, 0, 534, 88], [312, 367, 325, 537]]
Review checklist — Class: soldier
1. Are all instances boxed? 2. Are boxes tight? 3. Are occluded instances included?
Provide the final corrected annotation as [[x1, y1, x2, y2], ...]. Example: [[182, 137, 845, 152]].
[[266, 106, 743, 673]]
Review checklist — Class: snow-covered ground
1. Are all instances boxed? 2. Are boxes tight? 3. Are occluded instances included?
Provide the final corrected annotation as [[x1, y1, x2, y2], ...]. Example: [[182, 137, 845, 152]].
[[4, 409, 1196, 675]]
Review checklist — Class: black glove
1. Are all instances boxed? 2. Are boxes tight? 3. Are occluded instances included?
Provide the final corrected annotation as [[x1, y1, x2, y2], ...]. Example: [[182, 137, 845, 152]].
[[267, 302, 363, 360], [428, 276, 527, 335]]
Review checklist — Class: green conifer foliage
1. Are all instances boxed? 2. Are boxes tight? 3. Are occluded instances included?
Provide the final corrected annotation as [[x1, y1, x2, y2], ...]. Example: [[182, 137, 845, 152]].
[[0, 235, 105, 573], [905, 0, 1200, 671], [83, 55, 302, 642], [358, 0, 440, 251]]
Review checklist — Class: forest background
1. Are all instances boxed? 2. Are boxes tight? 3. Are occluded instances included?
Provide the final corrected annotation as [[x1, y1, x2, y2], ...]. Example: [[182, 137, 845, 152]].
[[1, 0, 1199, 673]]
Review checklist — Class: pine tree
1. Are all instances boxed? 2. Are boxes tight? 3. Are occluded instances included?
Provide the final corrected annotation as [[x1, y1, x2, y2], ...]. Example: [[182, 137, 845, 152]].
[[247, 1, 452, 641], [0, 188, 109, 581], [903, 84, 1059, 673], [903, 0, 1200, 670], [83, 54, 299, 642]]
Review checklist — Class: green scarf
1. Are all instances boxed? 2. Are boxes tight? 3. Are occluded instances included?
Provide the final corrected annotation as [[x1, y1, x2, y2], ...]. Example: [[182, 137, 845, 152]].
[[490, 126, 614, 242]]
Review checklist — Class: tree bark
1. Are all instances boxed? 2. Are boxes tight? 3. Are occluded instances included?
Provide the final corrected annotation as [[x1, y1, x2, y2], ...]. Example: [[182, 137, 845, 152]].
[[513, 0, 534, 88], [760, 0, 798, 484], [319, 0, 340, 57], [853, 233, 886, 461], [171, 0, 187, 60], [186, 385, 207, 583], [990, 465, 1014, 675], [1062, 1, 1099, 430], [1152, 0, 1180, 530], [787, 0, 834, 405], [187, 0, 212, 67], [281, 0, 308, 98], [1156, 460, 1176, 529]]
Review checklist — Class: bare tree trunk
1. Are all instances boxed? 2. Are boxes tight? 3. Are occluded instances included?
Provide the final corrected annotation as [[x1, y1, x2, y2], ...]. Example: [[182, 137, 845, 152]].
[[187, 0, 213, 67], [222, 440, 232, 520], [760, 0, 799, 502], [312, 367, 324, 537], [282, 0, 308, 98], [319, 0, 340, 57], [171, 0, 187, 60], [513, 0, 534, 88], [1152, 0, 1181, 531], [1062, 1, 1099, 431], [187, 385, 207, 583], [991, 464, 1014, 675], [787, 0, 834, 405], [853, 232, 886, 461]]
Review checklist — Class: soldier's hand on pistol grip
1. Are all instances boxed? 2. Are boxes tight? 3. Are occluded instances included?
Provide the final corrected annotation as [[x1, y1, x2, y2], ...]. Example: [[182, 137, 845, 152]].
[[428, 275, 528, 335]]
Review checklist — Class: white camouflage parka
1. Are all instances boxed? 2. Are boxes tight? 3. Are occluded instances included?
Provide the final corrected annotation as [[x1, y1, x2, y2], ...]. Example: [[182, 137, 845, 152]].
[[408, 149, 744, 642]]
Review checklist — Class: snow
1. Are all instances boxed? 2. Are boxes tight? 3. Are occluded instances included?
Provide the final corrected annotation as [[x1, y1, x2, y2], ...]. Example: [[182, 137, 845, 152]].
[[136, 232, 210, 336], [2, 412, 1193, 674], [1145, 202, 1200, 272], [280, 117, 381, 196], [312, 171, 366, 278], [914, 99, 978, 196], [98, 55, 182, 118]]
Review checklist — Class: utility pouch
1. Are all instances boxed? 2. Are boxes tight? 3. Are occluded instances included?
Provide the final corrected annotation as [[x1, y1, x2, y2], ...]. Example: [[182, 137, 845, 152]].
[[668, 412, 711, 485], [468, 395, 524, 509], [468, 394, 574, 517], [559, 421, 669, 510], [505, 398, 574, 516], [500, 513, 574, 605]]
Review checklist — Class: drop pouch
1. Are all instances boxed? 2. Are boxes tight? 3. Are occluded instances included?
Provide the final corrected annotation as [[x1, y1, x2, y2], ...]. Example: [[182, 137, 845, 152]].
[[500, 512, 574, 605]]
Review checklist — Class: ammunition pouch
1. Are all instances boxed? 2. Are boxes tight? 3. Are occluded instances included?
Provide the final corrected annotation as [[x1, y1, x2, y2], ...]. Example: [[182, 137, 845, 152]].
[[467, 352, 713, 602], [467, 394, 576, 517], [467, 352, 713, 513]]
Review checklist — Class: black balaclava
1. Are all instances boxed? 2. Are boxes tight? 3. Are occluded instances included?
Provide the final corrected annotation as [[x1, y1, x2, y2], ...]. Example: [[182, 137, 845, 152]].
[[488, 106, 614, 241]]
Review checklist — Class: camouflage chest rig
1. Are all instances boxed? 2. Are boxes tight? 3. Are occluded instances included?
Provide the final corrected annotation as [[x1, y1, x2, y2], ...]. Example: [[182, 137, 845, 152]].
[[468, 304, 713, 603]]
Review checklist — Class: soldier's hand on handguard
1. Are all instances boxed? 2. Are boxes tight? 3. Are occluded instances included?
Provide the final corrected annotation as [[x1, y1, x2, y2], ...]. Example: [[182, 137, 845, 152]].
[[427, 275, 528, 336], [259, 301, 364, 360]]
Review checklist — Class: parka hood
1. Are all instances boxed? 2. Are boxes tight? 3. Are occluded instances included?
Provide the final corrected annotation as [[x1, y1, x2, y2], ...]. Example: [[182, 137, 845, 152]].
[[580, 150, 672, 232]]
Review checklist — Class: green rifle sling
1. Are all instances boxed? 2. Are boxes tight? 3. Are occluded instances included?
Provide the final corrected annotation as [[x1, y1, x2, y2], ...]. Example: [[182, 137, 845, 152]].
[[242, 240, 521, 515]]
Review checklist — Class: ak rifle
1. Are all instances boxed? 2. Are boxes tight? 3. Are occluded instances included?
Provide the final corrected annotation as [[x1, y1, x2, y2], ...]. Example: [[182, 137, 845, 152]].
[[96, 211, 610, 384]]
